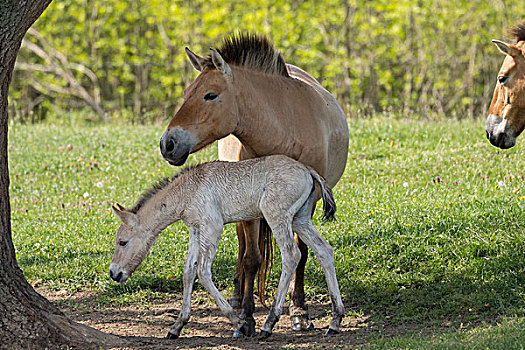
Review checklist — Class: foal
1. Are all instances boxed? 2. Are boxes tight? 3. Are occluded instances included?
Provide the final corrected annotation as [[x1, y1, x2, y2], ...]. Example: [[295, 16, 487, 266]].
[[109, 155, 344, 339]]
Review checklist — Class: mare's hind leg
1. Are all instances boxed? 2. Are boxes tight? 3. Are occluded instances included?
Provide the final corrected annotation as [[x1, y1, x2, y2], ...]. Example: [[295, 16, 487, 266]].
[[167, 227, 199, 339], [292, 207, 345, 335], [233, 220, 261, 338], [259, 219, 301, 338]]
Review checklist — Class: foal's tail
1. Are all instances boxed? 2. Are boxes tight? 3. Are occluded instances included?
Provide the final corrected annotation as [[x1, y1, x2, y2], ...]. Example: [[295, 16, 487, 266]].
[[309, 169, 336, 221]]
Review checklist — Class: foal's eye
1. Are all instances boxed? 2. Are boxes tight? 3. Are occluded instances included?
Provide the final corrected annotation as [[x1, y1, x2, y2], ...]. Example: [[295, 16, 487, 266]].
[[204, 92, 219, 101], [498, 76, 509, 85], [119, 240, 128, 247]]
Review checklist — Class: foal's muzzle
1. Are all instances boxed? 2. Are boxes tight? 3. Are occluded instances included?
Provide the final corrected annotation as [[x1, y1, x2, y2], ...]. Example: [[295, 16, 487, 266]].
[[159, 128, 196, 166], [109, 263, 128, 283]]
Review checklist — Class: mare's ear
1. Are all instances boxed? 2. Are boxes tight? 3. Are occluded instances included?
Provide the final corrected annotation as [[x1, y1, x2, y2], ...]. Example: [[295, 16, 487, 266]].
[[492, 40, 522, 57], [185, 47, 206, 72], [112, 204, 138, 227], [210, 48, 232, 80]]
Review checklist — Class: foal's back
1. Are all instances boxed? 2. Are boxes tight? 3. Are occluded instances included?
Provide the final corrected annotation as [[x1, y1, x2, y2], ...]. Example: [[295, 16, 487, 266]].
[[185, 155, 313, 224]]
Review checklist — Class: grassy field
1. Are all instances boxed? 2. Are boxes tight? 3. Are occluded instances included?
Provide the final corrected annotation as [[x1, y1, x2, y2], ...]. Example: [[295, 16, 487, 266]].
[[8, 116, 525, 348]]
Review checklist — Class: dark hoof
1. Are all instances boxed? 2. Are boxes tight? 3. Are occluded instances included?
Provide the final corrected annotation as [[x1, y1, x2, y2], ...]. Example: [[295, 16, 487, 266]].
[[229, 296, 241, 309], [324, 328, 339, 336], [241, 318, 257, 337], [166, 331, 179, 339], [258, 330, 272, 339]]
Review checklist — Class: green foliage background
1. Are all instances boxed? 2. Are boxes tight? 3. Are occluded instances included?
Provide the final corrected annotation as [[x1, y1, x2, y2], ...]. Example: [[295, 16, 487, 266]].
[[9, 0, 525, 122]]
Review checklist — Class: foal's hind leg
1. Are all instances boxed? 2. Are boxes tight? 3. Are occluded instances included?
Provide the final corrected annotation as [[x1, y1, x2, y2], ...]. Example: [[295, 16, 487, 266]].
[[290, 236, 314, 331], [292, 214, 345, 335], [259, 220, 300, 338], [289, 199, 319, 331]]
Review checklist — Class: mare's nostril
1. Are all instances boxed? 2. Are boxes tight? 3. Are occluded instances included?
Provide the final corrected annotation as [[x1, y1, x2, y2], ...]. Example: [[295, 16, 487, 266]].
[[166, 139, 175, 153], [116, 271, 123, 282], [495, 132, 504, 146], [109, 269, 114, 279]]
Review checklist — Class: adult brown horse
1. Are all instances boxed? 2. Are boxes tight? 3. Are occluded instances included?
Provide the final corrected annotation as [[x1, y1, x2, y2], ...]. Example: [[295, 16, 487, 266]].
[[159, 33, 349, 336], [486, 21, 525, 149]]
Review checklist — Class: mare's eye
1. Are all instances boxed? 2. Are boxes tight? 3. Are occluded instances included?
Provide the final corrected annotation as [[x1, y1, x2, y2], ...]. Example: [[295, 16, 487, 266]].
[[498, 76, 509, 85], [119, 240, 128, 247], [204, 92, 219, 101]]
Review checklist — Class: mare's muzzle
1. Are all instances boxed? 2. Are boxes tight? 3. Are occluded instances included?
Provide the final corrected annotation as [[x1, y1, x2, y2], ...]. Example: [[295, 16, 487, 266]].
[[485, 114, 516, 149], [160, 128, 196, 166]]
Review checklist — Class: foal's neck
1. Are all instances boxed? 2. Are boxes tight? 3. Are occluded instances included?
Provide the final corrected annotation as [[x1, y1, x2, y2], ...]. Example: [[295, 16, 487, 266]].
[[136, 178, 189, 237]]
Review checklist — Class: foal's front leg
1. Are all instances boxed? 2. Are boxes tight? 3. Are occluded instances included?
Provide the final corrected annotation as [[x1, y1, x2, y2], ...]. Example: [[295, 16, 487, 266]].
[[197, 225, 246, 333], [167, 227, 199, 339]]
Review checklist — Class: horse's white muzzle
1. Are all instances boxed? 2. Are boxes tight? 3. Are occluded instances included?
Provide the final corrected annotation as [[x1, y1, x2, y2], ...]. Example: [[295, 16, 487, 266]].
[[109, 263, 129, 283]]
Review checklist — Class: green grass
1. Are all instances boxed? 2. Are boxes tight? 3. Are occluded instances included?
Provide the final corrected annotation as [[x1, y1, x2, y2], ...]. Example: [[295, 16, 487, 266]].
[[8, 116, 525, 346]]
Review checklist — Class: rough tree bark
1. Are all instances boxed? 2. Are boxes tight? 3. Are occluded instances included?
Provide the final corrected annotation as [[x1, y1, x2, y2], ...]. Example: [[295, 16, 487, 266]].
[[0, 1, 124, 348]]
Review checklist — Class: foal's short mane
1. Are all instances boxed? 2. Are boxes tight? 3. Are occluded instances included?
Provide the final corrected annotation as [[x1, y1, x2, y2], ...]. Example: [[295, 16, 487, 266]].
[[509, 21, 525, 43], [130, 165, 198, 214], [204, 33, 289, 78]]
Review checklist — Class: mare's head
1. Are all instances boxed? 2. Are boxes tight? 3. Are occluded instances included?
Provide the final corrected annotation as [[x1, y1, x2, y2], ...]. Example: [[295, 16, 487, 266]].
[[486, 21, 525, 149], [159, 33, 288, 165], [159, 48, 237, 165], [109, 204, 154, 283]]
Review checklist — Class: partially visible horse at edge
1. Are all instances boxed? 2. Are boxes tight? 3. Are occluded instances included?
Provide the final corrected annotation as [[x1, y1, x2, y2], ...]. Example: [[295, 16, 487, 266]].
[[486, 21, 525, 149], [159, 33, 349, 335], [109, 155, 344, 339]]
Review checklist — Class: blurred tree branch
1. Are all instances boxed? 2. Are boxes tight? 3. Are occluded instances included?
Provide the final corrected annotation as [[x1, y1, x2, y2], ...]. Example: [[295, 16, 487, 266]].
[[16, 28, 106, 121]]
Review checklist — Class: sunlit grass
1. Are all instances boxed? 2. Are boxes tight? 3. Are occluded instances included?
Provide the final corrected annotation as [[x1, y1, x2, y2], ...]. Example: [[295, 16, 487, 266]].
[[8, 116, 525, 346]]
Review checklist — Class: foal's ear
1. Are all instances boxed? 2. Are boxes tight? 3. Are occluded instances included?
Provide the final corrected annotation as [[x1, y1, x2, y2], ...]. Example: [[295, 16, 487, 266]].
[[492, 40, 522, 57], [185, 47, 206, 72], [210, 48, 232, 80], [112, 204, 138, 227]]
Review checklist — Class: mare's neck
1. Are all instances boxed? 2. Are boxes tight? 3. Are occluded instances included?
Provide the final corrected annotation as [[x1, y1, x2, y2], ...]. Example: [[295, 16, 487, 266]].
[[232, 69, 297, 157]]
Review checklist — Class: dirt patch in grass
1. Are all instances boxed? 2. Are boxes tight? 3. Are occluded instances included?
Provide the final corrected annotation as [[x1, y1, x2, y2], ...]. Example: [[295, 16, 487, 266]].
[[37, 287, 457, 349]]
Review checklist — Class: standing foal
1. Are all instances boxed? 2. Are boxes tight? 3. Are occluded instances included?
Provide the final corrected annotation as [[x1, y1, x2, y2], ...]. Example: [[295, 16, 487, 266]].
[[109, 155, 344, 339]]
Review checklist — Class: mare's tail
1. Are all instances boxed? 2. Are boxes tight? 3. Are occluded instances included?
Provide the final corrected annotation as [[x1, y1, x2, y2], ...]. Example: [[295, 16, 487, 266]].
[[309, 169, 336, 221], [257, 219, 273, 309]]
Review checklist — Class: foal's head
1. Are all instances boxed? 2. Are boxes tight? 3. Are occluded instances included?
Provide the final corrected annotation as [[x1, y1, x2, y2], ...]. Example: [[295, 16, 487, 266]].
[[109, 204, 153, 283], [486, 21, 525, 149]]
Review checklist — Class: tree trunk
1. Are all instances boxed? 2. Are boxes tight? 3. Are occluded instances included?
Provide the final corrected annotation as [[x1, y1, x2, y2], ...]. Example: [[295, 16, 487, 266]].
[[0, 1, 124, 348]]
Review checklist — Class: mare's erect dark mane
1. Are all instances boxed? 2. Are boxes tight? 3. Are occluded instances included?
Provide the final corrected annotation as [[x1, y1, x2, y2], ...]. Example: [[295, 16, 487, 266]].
[[130, 165, 197, 214], [204, 32, 289, 78], [509, 21, 525, 43]]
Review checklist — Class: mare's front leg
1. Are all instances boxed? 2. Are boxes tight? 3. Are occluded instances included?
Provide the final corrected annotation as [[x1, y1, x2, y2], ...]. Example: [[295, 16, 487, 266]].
[[167, 227, 199, 339], [233, 220, 261, 337], [197, 225, 246, 333], [230, 222, 246, 309]]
